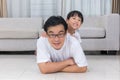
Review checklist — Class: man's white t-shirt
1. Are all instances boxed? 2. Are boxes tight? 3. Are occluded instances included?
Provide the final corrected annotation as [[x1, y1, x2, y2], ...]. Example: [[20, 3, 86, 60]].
[[37, 33, 88, 67]]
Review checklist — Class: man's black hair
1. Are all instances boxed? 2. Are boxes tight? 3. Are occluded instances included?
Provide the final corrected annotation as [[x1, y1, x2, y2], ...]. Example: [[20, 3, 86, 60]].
[[43, 16, 68, 32], [67, 10, 84, 23]]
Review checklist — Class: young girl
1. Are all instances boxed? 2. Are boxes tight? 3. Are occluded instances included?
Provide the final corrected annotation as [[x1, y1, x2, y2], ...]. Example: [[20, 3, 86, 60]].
[[66, 10, 84, 43]]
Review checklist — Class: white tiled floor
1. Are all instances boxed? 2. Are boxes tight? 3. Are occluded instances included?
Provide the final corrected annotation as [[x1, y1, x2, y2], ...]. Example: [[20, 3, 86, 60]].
[[0, 55, 120, 80]]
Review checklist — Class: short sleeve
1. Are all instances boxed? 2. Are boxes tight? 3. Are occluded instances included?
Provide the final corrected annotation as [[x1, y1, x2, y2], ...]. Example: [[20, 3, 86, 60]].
[[70, 39, 88, 67], [37, 37, 51, 63], [74, 30, 82, 43]]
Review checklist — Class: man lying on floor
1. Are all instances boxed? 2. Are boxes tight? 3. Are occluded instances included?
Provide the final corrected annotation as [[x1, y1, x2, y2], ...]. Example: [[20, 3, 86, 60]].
[[36, 16, 88, 74]]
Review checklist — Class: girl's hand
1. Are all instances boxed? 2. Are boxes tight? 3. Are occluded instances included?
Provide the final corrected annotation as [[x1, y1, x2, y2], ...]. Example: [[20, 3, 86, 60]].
[[40, 32, 47, 37]]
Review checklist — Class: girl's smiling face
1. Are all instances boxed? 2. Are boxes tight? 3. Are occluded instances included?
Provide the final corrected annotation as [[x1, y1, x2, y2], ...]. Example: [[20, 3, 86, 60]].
[[66, 15, 82, 31]]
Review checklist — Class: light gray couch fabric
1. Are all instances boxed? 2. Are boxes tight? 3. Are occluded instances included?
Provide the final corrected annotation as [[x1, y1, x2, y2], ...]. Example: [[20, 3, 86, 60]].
[[0, 18, 43, 51], [79, 14, 119, 51], [0, 14, 119, 51]]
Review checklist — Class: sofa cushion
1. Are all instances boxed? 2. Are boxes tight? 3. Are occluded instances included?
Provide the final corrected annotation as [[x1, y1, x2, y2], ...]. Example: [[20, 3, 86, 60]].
[[79, 16, 106, 38], [79, 27, 105, 38], [0, 18, 43, 39]]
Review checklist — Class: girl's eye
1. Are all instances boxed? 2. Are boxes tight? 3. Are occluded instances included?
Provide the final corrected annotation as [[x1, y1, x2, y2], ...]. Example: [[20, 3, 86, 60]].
[[72, 17, 76, 19]]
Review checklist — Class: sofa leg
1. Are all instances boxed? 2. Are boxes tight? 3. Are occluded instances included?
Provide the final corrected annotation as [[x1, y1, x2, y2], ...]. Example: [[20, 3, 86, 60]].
[[101, 51, 107, 55], [101, 51, 117, 55], [107, 51, 117, 55]]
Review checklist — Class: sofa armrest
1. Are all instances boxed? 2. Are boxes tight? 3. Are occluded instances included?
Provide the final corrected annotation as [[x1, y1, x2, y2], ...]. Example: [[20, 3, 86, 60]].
[[105, 14, 119, 49], [105, 14, 119, 38]]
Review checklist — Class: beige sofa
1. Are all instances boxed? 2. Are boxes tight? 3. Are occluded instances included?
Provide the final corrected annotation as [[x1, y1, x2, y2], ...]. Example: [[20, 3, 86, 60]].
[[79, 14, 119, 54], [0, 14, 119, 54], [0, 18, 43, 51]]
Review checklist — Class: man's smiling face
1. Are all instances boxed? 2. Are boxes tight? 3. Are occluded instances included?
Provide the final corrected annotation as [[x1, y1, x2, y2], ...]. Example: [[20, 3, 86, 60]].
[[47, 24, 66, 50]]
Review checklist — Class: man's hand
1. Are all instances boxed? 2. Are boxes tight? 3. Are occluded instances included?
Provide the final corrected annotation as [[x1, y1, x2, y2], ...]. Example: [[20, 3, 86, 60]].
[[38, 58, 87, 74], [38, 59, 75, 74], [65, 58, 76, 66], [61, 58, 87, 73]]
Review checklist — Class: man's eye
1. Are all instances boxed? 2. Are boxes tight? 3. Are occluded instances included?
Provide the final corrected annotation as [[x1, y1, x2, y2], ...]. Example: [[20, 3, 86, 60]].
[[58, 34, 62, 36], [59, 33, 64, 36], [50, 34, 55, 36]]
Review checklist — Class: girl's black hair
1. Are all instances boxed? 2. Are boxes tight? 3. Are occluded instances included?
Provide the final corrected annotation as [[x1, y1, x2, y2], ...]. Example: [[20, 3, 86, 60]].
[[67, 10, 84, 23]]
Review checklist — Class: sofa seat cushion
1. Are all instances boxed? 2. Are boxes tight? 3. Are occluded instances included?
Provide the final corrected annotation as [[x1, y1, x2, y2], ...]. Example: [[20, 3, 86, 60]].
[[0, 18, 42, 39], [0, 28, 38, 39], [79, 27, 105, 38]]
